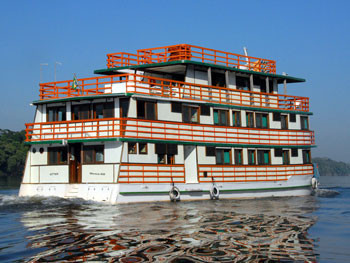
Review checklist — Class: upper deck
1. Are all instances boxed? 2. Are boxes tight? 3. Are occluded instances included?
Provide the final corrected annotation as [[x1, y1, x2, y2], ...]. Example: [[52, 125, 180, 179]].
[[103, 44, 277, 74]]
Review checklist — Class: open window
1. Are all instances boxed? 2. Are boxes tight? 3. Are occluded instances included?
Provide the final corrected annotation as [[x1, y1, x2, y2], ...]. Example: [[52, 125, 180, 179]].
[[281, 114, 288, 129], [236, 76, 250, 91], [155, 144, 178, 164], [212, 72, 226, 87], [213, 109, 229, 126]]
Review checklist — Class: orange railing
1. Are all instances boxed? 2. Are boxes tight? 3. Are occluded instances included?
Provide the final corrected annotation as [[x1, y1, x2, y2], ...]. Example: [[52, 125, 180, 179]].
[[107, 44, 276, 74], [25, 118, 315, 146], [39, 74, 309, 112], [198, 164, 314, 183], [118, 163, 185, 184]]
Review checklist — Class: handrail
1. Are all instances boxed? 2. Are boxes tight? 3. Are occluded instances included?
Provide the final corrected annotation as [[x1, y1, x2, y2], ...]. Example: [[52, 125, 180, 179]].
[[39, 73, 309, 112], [198, 164, 313, 183], [107, 44, 276, 74], [25, 117, 315, 146]]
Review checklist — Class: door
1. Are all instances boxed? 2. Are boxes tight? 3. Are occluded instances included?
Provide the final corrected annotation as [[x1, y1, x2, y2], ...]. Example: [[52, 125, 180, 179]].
[[120, 98, 130, 135], [69, 143, 82, 183]]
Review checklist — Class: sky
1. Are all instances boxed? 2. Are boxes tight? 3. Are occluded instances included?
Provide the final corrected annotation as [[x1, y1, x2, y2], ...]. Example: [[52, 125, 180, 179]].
[[0, 0, 349, 162]]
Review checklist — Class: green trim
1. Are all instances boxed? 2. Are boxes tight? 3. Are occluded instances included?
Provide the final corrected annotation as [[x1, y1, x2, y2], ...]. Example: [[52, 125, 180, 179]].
[[33, 93, 126, 105], [25, 137, 316, 148], [33, 92, 313, 116], [119, 184, 311, 195], [25, 138, 119, 145], [128, 92, 313, 115], [94, 60, 306, 83], [120, 137, 316, 149]]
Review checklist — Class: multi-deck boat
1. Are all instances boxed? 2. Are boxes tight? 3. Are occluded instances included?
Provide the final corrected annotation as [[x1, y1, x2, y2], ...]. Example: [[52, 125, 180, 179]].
[[19, 44, 315, 203]]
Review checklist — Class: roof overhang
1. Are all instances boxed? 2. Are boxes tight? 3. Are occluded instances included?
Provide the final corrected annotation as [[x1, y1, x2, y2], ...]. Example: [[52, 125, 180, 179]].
[[94, 60, 305, 84]]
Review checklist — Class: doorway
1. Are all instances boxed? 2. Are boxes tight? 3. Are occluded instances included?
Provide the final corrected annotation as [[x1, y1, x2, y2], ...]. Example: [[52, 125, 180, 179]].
[[69, 143, 82, 183]]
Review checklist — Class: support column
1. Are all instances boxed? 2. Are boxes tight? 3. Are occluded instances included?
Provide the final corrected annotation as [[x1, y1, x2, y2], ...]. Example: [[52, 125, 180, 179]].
[[283, 79, 287, 95], [207, 67, 212, 99]]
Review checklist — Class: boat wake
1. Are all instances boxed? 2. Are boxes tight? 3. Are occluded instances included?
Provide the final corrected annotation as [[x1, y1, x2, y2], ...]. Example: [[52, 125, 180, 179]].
[[313, 188, 340, 198]]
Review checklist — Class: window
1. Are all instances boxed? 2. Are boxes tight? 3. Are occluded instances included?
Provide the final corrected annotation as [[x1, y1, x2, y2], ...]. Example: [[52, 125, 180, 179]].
[[236, 76, 250, 91], [48, 147, 67, 165], [282, 150, 290, 165], [254, 76, 267, 93], [128, 142, 137, 154], [139, 143, 148, 154], [302, 150, 311, 164], [47, 106, 66, 122], [232, 111, 241, 127], [234, 149, 243, 165], [213, 109, 229, 126], [216, 149, 231, 165], [182, 105, 199, 123], [206, 146, 216, 156], [248, 150, 256, 165], [212, 72, 226, 87], [256, 113, 269, 128], [200, 105, 210, 116], [120, 98, 130, 118], [257, 150, 270, 165], [93, 102, 114, 119], [273, 112, 281, 121], [301, 116, 309, 130], [291, 148, 298, 157], [246, 112, 254, 128], [137, 100, 157, 120], [155, 144, 178, 164], [281, 114, 288, 129], [274, 149, 283, 157], [290, 113, 296, 122], [171, 102, 182, 113], [83, 145, 104, 164], [72, 104, 90, 120]]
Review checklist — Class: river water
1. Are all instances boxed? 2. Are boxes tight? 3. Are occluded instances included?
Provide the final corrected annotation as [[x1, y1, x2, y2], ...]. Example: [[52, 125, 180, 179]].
[[0, 176, 349, 262]]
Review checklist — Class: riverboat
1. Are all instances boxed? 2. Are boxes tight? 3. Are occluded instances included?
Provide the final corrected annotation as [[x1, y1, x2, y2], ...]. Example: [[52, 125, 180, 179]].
[[19, 44, 315, 203]]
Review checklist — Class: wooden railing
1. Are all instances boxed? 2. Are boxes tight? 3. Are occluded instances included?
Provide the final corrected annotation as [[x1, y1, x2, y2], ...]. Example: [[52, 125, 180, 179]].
[[118, 163, 185, 183], [198, 164, 314, 183], [107, 44, 276, 74], [39, 74, 309, 112], [25, 118, 315, 146]]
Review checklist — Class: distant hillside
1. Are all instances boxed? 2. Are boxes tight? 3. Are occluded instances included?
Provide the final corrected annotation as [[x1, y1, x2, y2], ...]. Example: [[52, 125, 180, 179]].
[[0, 129, 28, 177], [313, 157, 350, 176]]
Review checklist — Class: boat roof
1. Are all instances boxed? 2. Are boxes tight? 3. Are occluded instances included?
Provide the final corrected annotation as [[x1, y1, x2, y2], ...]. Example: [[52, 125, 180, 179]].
[[94, 60, 305, 84]]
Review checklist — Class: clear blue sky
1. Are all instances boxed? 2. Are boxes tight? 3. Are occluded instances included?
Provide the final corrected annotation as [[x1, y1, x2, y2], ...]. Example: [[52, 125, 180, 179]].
[[0, 0, 349, 162]]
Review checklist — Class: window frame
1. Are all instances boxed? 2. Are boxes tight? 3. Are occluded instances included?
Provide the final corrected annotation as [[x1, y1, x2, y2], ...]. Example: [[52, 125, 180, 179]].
[[83, 145, 104, 164], [138, 143, 148, 155], [215, 148, 232, 165], [48, 147, 68, 165], [128, 142, 137, 154], [47, 106, 66, 122], [257, 150, 270, 165], [246, 112, 255, 128], [255, 112, 269, 129], [248, 149, 256, 165], [182, 105, 199, 124], [213, 109, 229, 126], [232, 110, 241, 127], [234, 149, 243, 165], [300, 116, 309, 130], [137, 100, 157, 120]]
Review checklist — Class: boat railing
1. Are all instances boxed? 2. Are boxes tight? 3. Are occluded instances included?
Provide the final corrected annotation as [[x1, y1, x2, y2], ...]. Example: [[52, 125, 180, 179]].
[[25, 117, 315, 146], [106, 44, 276, 74], [39, 74, 309, 112]]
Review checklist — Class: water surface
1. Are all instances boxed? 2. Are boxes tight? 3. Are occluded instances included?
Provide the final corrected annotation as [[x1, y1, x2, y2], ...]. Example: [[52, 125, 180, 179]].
[[0, 176, 349, 262]]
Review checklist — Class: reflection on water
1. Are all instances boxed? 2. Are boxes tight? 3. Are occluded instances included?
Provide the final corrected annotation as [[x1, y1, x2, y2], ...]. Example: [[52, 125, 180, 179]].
[[0, 195, 319, 262]]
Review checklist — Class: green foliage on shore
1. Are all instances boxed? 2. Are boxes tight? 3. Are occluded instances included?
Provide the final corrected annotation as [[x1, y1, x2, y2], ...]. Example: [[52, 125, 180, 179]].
[[0, 129, 28, 177], [313, 157, 350, 176]]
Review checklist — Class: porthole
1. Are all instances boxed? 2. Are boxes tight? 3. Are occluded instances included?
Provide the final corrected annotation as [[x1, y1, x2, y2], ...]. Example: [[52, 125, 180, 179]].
[[39, 147, 44, 154], [32, 148, 36, 154]]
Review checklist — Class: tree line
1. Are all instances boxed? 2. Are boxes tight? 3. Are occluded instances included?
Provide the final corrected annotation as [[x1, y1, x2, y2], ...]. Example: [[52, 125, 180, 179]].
[[0, 129, 28, 177]]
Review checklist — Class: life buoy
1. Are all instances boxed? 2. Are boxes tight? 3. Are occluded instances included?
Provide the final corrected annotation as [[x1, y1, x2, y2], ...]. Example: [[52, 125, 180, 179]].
[[169, 186, 180, 202], [210, 185, 220, 199]]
